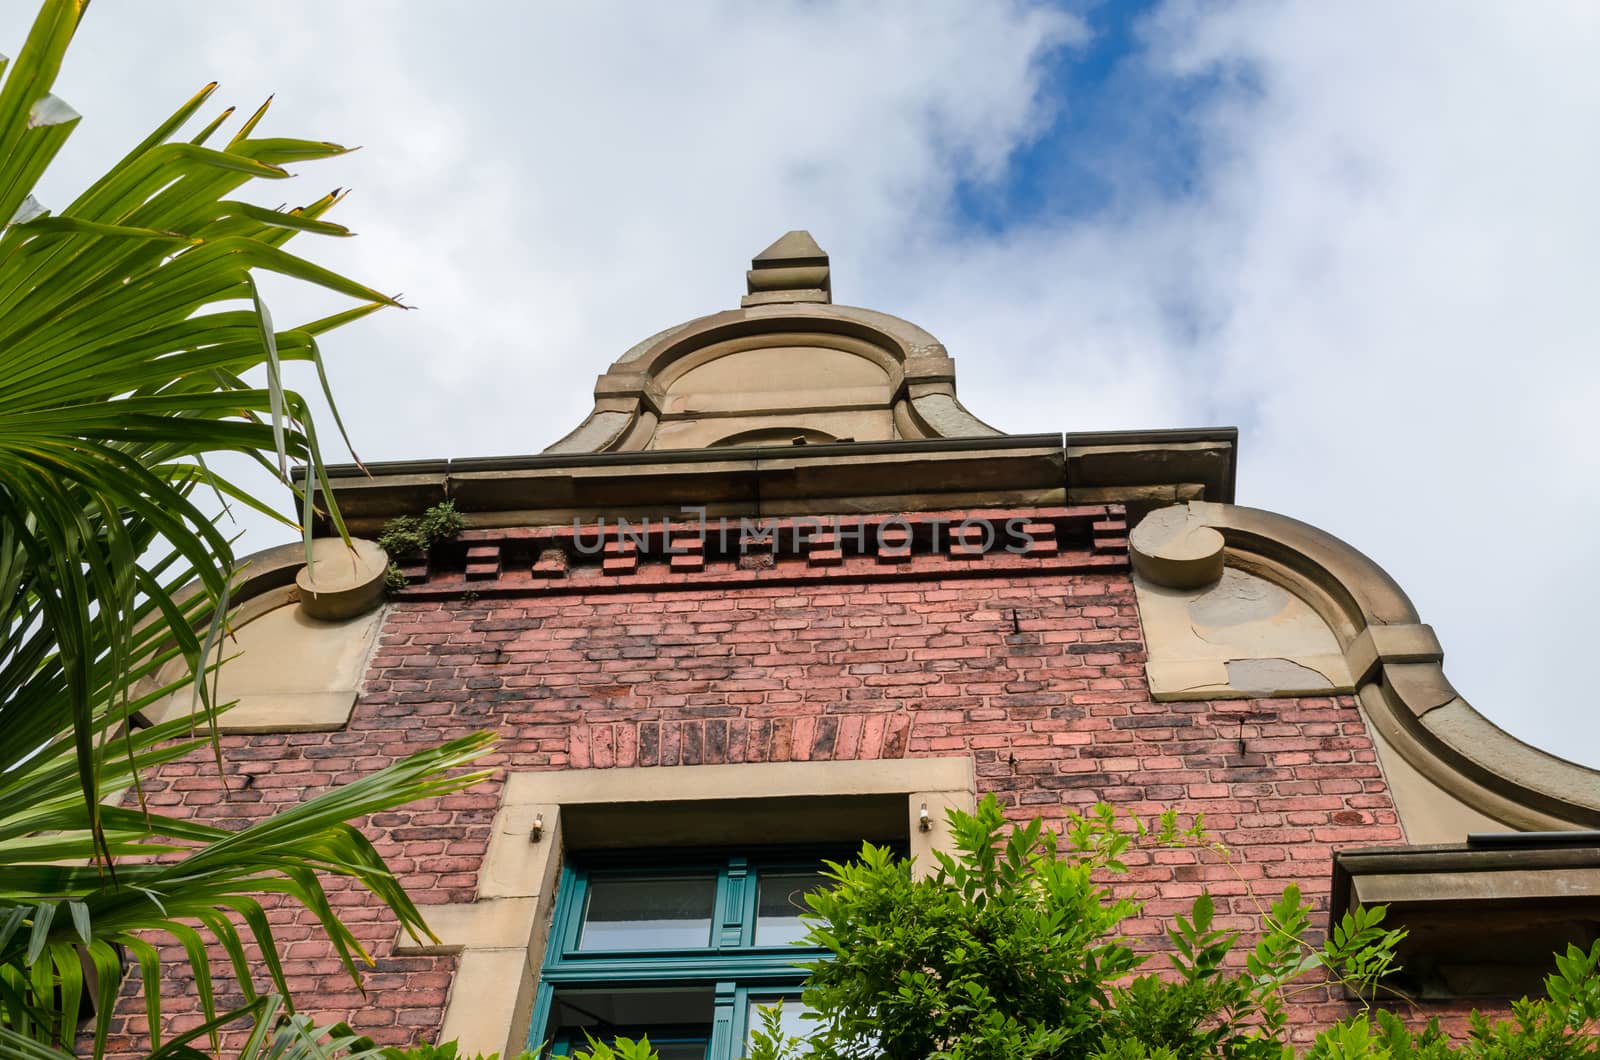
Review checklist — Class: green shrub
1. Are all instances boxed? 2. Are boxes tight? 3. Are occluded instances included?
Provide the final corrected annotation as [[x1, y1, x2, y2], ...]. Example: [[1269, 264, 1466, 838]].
[[382, 1041, 540, 1060], [420, 796, 1600, 1060], [759, 795, 1598, 1060]]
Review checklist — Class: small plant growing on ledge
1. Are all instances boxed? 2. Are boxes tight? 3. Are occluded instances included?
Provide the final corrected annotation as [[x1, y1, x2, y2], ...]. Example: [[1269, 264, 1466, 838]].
[[379, 502, 465, 593], [378, 500, 466, 559], [384, 562, 410, 593]]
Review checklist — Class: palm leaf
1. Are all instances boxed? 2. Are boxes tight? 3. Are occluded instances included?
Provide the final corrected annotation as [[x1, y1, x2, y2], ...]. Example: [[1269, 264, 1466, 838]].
[[144, 993, 395, 1060], [0, 1, 488, 1054]]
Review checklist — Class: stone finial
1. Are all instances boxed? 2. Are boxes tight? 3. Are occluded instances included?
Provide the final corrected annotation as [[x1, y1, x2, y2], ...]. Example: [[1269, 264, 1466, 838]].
[[743, 230, 831, 307]]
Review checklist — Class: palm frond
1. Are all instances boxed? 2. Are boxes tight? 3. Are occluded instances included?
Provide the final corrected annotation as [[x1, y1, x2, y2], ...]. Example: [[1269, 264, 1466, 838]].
[[0, 1, 490, 1054]]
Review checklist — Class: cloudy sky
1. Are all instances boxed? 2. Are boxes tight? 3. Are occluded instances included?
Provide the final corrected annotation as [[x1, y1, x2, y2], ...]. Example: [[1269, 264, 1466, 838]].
[[10, 2, 1598, 765]]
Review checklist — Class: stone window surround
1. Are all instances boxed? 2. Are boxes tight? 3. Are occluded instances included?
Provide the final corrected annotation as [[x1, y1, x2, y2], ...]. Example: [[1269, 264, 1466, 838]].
[[394, 757, 976, 1060]]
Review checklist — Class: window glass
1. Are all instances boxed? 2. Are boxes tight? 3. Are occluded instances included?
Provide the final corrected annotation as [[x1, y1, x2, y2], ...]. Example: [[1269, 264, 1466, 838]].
[[578, 876, 716, 951], [547, 985, 713, 1059], [538, 852, 851, 1060], [653, 1042, 711, 1060], [743, 995, 812, 1052], [754, 871, 825, 947]]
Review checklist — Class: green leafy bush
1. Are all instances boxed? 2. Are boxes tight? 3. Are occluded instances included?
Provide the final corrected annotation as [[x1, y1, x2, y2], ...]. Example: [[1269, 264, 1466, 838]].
[[378, 1041, 640, 1060], [753, 795, 1598, 1060], [416, 796, 1600, 1060], [380, 1040, 541, 1060]]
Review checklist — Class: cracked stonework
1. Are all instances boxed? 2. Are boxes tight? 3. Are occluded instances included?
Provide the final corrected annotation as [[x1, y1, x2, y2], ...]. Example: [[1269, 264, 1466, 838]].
[[1225, 657, 1336, 694], [1133, 563, 1353, 700], [1190, 569, 1292, 641]]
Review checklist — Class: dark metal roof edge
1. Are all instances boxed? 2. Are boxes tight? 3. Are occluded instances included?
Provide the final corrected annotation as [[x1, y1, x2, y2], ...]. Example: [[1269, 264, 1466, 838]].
[[1064, 425, 1239, 446], [320, 433, 1069, 480], [320, 428, 1241, 480]]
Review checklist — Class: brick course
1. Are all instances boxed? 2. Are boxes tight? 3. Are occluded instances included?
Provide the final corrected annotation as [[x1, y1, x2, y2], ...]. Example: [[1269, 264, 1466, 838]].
[[103, 540, 1438, 1055]]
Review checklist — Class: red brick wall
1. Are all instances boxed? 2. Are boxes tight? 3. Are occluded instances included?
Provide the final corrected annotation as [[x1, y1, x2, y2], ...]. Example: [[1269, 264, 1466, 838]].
[[104, 543, 1419, 1054]]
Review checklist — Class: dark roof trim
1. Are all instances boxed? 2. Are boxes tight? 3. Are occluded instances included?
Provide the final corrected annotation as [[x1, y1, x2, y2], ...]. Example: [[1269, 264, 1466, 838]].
[[321, 433, 1068, 478]]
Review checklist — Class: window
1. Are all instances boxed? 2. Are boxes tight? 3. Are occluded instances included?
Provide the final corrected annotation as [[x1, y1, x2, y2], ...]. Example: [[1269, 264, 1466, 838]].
[[396, 760, 973, 1060], [530, 850, 832, 1060]]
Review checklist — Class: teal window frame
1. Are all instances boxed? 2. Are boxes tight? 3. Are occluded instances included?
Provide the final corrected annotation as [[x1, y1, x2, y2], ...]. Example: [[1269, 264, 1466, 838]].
[[528, 849, 833, 1060]]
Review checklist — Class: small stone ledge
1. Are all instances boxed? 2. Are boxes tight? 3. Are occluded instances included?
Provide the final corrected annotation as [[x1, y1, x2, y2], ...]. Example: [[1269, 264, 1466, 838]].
[[393, 898, 539, 956], [1333, 842, 1600, 998], [143, 690, 360, 735]]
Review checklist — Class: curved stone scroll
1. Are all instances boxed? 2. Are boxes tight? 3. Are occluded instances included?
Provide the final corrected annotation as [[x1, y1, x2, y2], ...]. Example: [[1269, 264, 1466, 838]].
[[137, 538, 389, 734], [1131, 501, 1600, 835]]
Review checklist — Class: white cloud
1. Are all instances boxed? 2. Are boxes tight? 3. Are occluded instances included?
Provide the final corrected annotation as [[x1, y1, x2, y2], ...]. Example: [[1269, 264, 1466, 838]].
[[865, 1, 1600, 764], [1129, 1, 1600, 764], [7, 0, 1597, 764]]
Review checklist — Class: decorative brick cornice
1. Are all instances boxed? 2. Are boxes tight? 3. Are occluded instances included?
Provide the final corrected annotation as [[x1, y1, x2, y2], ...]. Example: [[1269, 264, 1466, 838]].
[[390, 506, 1127, 599]]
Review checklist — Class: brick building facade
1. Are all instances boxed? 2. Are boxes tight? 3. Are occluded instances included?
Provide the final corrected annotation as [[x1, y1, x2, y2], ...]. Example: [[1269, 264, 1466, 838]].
[[114, 233, 1600, 1056]]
